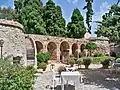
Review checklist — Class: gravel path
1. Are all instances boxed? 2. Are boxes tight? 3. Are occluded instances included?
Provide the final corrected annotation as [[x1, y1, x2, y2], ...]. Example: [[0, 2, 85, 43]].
[[33, 70, 120, 90]]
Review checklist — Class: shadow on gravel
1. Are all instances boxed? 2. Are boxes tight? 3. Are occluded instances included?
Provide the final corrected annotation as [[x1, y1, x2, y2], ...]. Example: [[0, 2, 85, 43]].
[[55, 85, 75, 90], [80, 69, 120, 90]]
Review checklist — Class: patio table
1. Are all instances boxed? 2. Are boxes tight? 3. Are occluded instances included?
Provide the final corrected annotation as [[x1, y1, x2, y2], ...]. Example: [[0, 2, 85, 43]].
[[61, 71, 82, 90]]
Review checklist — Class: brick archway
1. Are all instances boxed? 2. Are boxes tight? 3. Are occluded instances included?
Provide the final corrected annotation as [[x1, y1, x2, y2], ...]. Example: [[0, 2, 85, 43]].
[[35, 41, 43, 53], [60, 41, 70, 63], [47, 42, 57, 60], [72, 43, 78, 58]]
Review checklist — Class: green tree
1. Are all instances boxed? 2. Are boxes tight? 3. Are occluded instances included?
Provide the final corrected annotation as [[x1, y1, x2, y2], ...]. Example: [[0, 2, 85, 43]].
[[83, 0, 94, 34], [95, 3, 120, 43], [43, 0, 66, 36], [86, 42, 97, 56], [14, 0, 46, 34], [67, 8, 86, 38], [0, 7, 16, 20]]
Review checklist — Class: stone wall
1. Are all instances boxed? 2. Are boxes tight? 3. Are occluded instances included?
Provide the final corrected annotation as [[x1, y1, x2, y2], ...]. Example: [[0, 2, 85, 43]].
[[0, 19, 112, 68], [0, 19, 27, 65], [87, 37, 110, 55]]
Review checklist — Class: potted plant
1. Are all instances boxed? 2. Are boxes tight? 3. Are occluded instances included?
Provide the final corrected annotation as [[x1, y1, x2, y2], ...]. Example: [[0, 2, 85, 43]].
[[38, 62, 47, 71], [83, 57, 92, 69], [68, 58, 75, 67], [57, 66, 66, 74], [76, 58, 83, 69], [101, 58, 110, 69]]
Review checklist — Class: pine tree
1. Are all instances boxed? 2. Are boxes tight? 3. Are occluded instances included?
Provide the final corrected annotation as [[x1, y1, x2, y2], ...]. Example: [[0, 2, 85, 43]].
[[67, 8, 86, 38], [43, 0, 66, 36]]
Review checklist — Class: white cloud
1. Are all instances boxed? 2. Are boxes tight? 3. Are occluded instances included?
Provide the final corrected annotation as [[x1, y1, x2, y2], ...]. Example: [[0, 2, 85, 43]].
[[91, 1, 111, 37], [67, 0, 78, 4], [93, 2, 110, 22]]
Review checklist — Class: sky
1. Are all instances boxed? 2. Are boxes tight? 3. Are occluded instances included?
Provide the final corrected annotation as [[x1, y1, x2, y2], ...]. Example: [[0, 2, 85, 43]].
[[0, 0, 118, 37]]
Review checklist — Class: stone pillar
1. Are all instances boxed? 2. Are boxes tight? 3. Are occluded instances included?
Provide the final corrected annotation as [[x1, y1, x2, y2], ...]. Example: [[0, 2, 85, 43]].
[[57, 45, 60, 62], [32, 39, 37, 69], [69, 44, 72, 56]]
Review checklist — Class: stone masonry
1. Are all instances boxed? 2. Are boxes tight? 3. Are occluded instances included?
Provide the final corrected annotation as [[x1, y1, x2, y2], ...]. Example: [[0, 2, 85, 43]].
[[0, 19, 112, 68]]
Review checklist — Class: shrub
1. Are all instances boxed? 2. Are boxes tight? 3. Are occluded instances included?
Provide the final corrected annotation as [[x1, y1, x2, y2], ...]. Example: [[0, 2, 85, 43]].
[[101, 58, 110, 69], [93, 57, 105, 64], [68, 58, 75, 67], [0, 60, 35, 90], [57, 66, 66, 74], [37, 52, 51, 63], [82, 57, 92, 69], [38, 62, 47, 71], [76, 58, 83, 68]]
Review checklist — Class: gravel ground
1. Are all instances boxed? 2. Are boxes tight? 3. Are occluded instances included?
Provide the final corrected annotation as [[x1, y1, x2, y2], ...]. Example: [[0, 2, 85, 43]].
[[33, 70, 119, 90], [33, 64, 120, 90]]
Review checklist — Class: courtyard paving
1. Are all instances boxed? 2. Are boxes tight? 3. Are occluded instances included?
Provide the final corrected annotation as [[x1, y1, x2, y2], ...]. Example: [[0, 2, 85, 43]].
[[33, 64, 120, 90]]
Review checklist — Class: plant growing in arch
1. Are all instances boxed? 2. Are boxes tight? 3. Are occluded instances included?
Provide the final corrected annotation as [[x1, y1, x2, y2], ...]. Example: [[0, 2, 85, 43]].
[[85, 42, 97, 56]]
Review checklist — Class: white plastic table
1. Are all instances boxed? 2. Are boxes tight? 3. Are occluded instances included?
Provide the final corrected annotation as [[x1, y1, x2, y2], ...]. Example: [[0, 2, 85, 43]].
[[61, 71, 82, 90]]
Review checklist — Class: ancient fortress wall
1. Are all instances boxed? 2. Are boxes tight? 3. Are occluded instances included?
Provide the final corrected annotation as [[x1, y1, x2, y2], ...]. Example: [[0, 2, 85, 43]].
[[0, 19, 27, 65]]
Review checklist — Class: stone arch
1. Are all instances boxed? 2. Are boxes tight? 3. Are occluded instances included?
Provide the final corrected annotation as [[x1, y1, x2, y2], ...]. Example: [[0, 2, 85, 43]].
[[47, 42, 57, 60], [25, 37, 35, 65], [35, 41, 43, 53], [72, 43, 78, 58], [80, 44, 86, 57], [60, 41, 70, 63], [80, 44, 86, 52]]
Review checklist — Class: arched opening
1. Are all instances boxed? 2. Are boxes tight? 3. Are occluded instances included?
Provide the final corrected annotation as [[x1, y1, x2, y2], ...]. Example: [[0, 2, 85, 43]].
[[80, 44, 85, 52], [25, 37, 35, 65], [47, 42, 57, 60], [35, 41, 43, 53], [72, 43, 78, 58], [80, 44, 86, 57], [60, 41, 70, 63]]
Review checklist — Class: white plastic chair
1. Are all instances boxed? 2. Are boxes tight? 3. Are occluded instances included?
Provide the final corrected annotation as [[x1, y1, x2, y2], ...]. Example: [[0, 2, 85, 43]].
[[52, 69, 61, 90]]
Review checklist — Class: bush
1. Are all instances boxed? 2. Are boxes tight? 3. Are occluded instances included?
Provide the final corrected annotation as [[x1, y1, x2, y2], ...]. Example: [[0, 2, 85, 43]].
[[68, 58, 75, 67], [101, 59, 110, 69], [76, 58, 83, 68], [38, 62, 47, 71], [37, 52, 51, 63], [57, 66, 66, 74], [82, 57, 92, 69], [0, 60, 35, 90]]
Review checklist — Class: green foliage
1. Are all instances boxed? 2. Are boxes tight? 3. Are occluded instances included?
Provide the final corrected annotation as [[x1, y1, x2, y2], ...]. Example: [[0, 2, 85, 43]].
[[83, 0, 94, 34], [14, 0, 46, 34], [93, 57, 106, 64], [93, 52, 104, 57], [37, 52, 51, 63], [0, 7, 16, 20], [76, 58, 83, 68], [95, 4, 120, 43], [86, 42, 97, 50], [86, 42, 97, 56], [0, 60, 35, 90], [43, 0, 66, 37], [67, 8, 86, 38], [38, 62, 47, 71], [68, 58, 75, 67], [101, 58, 110, 69], [82, 57, 92, 69]]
